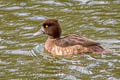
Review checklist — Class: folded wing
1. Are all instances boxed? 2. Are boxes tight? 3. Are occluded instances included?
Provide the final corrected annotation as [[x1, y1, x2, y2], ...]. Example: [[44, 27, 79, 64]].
[[55, 34, 100, 47]]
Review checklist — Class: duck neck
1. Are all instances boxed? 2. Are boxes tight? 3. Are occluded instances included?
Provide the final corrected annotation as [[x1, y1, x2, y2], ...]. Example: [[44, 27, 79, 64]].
[[49, 36, 60, 39]]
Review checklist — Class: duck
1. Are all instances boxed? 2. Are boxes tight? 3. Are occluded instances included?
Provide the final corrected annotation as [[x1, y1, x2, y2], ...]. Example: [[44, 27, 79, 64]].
[[33, 19, 112, 55]]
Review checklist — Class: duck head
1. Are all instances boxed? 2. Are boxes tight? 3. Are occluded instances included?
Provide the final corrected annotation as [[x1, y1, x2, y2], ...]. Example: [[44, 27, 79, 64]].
[[33, 19, 62, 38]]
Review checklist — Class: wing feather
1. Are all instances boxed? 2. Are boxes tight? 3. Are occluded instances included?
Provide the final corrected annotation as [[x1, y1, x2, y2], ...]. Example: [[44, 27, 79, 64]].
[[55, 34, 100, 47]]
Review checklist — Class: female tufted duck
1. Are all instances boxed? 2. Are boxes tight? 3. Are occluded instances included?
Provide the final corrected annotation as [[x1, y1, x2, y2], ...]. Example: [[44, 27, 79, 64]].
[[34, 19, 112, 55]]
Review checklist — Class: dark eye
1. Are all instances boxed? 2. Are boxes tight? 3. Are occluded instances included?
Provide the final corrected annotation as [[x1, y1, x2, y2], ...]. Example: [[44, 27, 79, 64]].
[[42, 23, 52, 28]]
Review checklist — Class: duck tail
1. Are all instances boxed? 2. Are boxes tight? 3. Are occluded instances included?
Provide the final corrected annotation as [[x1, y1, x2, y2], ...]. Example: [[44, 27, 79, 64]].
[[102, 49, 113, 53]]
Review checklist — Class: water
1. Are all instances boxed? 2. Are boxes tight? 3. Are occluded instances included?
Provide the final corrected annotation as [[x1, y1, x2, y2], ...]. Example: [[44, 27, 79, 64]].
[[0, 0, 120, 80]]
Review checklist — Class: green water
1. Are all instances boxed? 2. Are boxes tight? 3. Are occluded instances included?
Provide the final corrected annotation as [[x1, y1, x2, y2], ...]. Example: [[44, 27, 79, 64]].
[[0, 0, 120, 80]]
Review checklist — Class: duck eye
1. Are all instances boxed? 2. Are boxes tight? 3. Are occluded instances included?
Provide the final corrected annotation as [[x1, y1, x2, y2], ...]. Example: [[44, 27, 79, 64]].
[[45, 25, 48, 28]]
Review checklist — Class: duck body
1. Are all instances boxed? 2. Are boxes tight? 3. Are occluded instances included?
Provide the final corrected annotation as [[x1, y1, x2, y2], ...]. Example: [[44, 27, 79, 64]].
[[34, 19, 112, 55], [45, 34, 104, 55]]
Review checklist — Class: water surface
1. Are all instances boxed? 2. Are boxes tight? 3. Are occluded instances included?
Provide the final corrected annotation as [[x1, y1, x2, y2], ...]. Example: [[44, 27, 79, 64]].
[[0, 0, 120, 80]]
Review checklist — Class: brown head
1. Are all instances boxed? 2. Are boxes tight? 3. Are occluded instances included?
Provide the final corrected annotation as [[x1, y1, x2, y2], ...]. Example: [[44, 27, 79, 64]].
[[33, 19, 62, 38]]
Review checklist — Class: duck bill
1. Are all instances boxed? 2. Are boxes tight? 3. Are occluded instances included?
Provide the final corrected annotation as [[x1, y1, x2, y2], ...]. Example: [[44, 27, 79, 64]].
[[33, 27, 45, 36]]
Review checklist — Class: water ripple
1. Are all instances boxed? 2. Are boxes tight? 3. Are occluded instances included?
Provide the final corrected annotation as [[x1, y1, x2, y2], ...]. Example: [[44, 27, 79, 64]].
[[14, 12, 30, 17], [27, 16, 46, 21], [0, 0, 120, 80], [2, 6, 23, 10]]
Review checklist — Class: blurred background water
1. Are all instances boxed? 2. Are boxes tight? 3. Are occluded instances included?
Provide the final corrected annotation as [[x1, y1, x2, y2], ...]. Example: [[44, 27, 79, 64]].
[[0, 0, 120, 80]]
